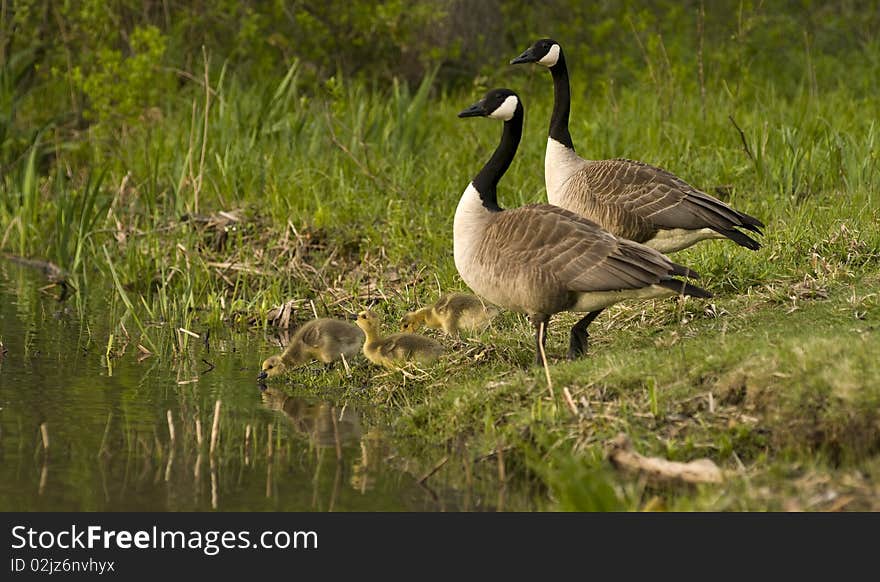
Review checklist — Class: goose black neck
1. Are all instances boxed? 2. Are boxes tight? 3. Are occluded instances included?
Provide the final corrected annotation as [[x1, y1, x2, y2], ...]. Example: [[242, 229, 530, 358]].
[[472, 104, 523, 211], [548, 52, 574, 150]]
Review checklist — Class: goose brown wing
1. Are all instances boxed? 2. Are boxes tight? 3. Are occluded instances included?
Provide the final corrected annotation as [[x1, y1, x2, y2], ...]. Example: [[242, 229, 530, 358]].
[[479, 204, 680, 293], [582, 158, 764, 232]]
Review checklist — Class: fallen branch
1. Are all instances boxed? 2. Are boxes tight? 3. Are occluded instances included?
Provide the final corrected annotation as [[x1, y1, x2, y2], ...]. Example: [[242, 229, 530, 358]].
[[418, 455, 449, 485], [605, 433, 723, 485]]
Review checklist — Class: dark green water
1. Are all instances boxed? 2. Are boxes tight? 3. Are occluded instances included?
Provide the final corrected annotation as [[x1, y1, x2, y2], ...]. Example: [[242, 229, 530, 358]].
[[0, 263, 518, 511]]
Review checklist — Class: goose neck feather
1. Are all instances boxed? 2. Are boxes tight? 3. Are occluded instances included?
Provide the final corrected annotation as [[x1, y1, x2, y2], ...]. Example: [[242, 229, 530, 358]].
[[548, 52, 574, 150], [471, 104, 523, 207]]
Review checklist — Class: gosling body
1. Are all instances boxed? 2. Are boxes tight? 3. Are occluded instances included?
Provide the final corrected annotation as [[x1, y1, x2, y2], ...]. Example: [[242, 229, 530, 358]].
[[259, 318, 364, 379], [355, 310, 444, 369], [401, 292, 499, 335]]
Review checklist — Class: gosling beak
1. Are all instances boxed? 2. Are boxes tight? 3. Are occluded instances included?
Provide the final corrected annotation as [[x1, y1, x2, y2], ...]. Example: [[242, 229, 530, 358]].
[[458, 101, 487, 118], [510, 47, 539, 65], [257, 370, 268, 381], [348, 313, 359, 321]]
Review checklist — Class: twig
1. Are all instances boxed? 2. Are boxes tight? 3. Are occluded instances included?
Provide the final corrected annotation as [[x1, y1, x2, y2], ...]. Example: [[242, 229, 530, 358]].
[[209, 400, 221, 457], [244, 424, 252, 466], [562, 387, 579, 416], [330, 413, 342, 461], [40, 422, 50, 451], [195, 417, 203, 447], [200, 358, 215, 374], [166, 410, 176, 443], [178, 327, 200, 339], [97, 412, 113, 458], [340, 352, 352, 377], [728, 115, 755, 161], [267, 424, 274, 459], [496, 446, 506, 483], [606, 434, 724, 484], [418, 456, 449, 484]]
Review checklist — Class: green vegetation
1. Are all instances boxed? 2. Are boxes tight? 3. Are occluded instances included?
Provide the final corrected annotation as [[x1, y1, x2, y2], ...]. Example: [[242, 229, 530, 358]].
[[1, 2, 879, 510]]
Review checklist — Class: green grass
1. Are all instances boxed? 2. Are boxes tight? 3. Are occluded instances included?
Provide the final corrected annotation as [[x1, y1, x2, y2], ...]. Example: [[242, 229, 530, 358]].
[[1, 51, 879, 510]]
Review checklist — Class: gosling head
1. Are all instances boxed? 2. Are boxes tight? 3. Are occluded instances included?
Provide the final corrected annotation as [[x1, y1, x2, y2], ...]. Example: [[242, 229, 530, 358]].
[[400, 311, 422, 333], [354, 309, 380, 334], [510, 38, 561, 68], [458, 88, 520, 122], [258, 355, 286, 380]]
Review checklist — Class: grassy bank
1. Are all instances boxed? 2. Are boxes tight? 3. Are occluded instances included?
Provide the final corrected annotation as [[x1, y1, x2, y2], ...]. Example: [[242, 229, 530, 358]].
[[2, 49, 879, 509]]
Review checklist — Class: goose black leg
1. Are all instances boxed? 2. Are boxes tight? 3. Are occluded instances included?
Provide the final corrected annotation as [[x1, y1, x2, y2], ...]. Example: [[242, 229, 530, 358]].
[[567, 309, 604, 360], [531, 314, 550, 367]]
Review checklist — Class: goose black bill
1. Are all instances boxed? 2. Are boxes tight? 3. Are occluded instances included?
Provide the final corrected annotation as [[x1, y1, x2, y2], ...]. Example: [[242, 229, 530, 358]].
[[458, 102, 487, 118]]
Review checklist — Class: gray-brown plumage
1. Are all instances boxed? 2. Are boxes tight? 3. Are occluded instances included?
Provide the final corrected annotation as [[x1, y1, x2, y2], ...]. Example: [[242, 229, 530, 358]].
[[355, 309, 445, 369], [511, 38, 764, 253], [401, 292, 499, 336], [455, 88, 711, 366], [259, 318, 364, 379]]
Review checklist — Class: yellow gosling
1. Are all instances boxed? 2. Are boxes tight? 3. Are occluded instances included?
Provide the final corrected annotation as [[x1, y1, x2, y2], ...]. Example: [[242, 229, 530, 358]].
[[259, 318, 364, 379], [355, 309, 444, 369], [401, 292, 500, 336]]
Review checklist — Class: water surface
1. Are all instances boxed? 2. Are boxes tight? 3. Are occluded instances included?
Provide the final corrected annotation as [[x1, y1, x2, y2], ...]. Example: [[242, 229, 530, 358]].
[[0, 263, 521, 511]]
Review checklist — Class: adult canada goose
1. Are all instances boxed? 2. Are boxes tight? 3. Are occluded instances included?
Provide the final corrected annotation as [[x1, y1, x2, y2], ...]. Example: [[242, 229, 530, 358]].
[[510, 39, 765, 253], [401, 292, 500, 336], [354, 309, 445, 369], [455, 88, 711, 366], [258, 318, 364, 379]]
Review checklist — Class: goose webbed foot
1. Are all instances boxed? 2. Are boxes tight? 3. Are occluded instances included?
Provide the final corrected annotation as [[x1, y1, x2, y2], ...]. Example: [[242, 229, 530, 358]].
[[566, 309, 604, 361]]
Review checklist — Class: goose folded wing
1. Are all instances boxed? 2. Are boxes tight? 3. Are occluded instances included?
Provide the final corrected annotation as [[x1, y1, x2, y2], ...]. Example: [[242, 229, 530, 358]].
[[586, 158, 763, 232], [480, 204, 675, 293]]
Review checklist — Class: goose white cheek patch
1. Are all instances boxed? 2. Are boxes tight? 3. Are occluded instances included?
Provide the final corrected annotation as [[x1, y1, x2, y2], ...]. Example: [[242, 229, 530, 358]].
[[488, 96, 519, 121], [538, 44, 560, 67]]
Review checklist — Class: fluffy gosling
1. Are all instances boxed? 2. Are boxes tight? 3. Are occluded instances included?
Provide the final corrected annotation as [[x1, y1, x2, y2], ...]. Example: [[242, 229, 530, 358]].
[[355, 309, 445, 369], [259, 318, 364, 379], [401, 292, 499, 336]]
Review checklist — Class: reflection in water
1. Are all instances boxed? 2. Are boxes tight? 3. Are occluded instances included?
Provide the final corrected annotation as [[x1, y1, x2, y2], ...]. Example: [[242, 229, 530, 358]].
[[259, 386, 386, 509], [0, 263, 535, 511], [260, 386, 363, 449]]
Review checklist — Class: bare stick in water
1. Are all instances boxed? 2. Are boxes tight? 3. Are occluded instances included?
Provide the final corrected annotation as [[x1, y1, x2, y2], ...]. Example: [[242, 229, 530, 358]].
[[267, 424, 274, 460], [166, 410, 176, 443], [418, 456, 449, 485], [244, 424, 252, 466], [210, 400, 221, 457], [40, 423, 49, 451]]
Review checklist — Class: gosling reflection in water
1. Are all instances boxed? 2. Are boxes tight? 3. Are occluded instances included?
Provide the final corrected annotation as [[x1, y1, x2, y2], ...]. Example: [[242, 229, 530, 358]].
[[259, 386, 362, 449]]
